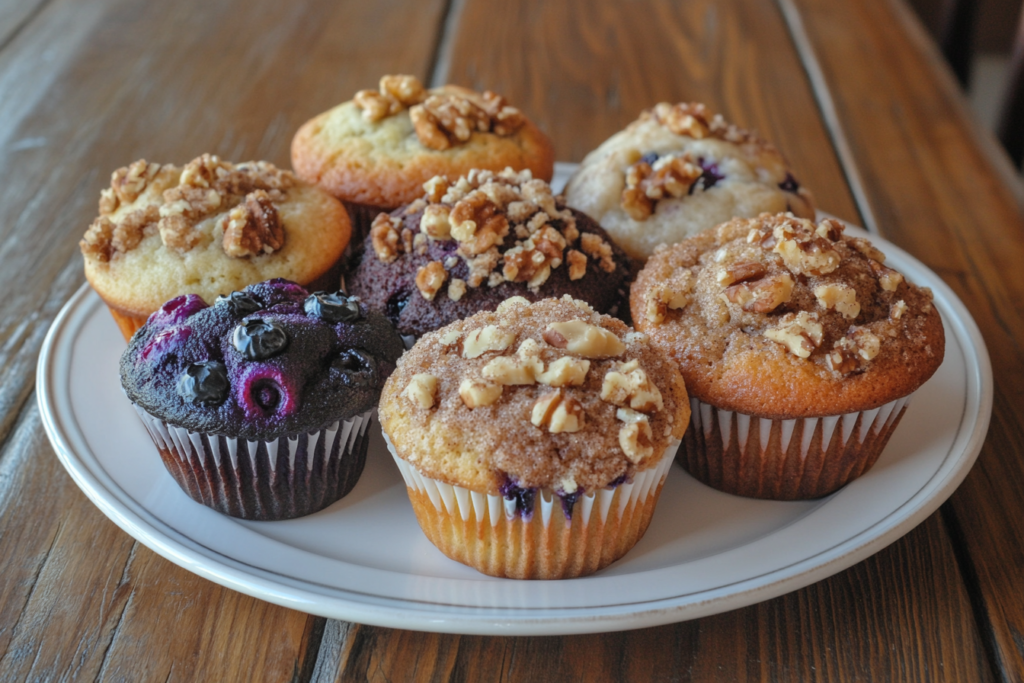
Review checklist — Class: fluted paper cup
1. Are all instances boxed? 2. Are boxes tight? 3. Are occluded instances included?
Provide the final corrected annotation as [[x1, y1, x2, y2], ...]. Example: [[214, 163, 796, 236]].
[[385, 432, 679, 579], [134, 405, 373, 520], [679, 396, 912, 500]]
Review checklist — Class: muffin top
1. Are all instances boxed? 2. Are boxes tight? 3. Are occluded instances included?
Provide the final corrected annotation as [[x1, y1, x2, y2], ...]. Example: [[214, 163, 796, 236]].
[[564, 103, 815, 261], [290, 75, 555, 207], [631, 213, 944, 418], [379, 296, 690, 496], [81, 154, 350, 317], [347, 168, 632, 337], [121, 279, 404, 440]]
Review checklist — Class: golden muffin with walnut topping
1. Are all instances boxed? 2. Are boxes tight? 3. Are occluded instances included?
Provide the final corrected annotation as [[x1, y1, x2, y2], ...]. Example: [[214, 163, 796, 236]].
[[631, 213, 944, 500], [379, 295, 689, 579], [564, 102, 815, 262], [290, 74, 554, 238], [80, 154, 350, 340]]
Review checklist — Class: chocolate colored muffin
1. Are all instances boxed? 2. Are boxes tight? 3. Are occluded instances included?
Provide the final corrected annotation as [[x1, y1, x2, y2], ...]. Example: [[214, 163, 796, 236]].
[[121, 279, 404, 519], [347, 168, 632, 338]]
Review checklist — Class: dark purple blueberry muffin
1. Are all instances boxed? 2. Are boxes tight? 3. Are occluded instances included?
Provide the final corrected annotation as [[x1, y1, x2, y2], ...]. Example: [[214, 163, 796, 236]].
[[346, 168, 632, 339], [121, 278, 404, 520]]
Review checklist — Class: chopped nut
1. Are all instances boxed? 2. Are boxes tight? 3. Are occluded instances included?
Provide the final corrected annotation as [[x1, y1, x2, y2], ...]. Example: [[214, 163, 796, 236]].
[[774, 233, 841, 276], [423, 175, 450, 203], [764, 311, 824, 359], [724, 272, 794, 313], [98, 188, 119, 216], [459, 379, 503, 408], [440, 329, 462, 346], [221, 190, 284, 258], [621, 154, 702, 221], [530, 390, 584, 433], [463, 325, 515, 358], [815, 219, 845, 242], [379, 74, 426, 106], [543, 320, 625, 358], [80, 217, 115, 262], [828, 327, 882, 375], [650, 102, 711, 138], [111, 160, 160, 204], [891, 300, 907, 320], [601, 360, 664, 413], [410, 93, 489, 150], [370, 213, 401, 263], [814, 283, 860, 319], [447, 278, 467, 302], [579, 233, 616, 273], [868, 259, 904, 292], [112, 206, 158, 253], [645, 269, 695, 323], [354, 89, 402, 121], [717, 262, 767, 287], [482, 355, 543, 385], [536, 357, 590, 387], [463, 247, 500, 288], [619, 419, 654, 463], [420, 204, 452, 240], [402, 374, 438, 409], [496, 296, 530, 314], [849, 236, 886, 263], [566, 249, 587, 280], [159, 214, 200, 253], [415, 261, 447, 300], [449, 191, 509, 255]]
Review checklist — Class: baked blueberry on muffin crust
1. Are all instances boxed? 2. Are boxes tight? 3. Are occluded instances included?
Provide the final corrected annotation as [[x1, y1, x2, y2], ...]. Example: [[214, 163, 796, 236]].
[[122, 279, 403, 520], [80, 154, 350, 341], [565, 103, 815, 261], [379, 295, 689, 579], [347, 168, 632, 338], [631, 213, 944, 499]]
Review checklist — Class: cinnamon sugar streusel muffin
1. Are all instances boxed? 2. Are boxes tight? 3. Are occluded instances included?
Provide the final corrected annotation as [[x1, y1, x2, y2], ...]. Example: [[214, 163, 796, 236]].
[[564, 103, 815, 261], [348, 168, 631, 339], [291, 74, 554, 239], [80, 155, 350, 340], [631, 213, 944, 500], [379, 296, 689, 579]]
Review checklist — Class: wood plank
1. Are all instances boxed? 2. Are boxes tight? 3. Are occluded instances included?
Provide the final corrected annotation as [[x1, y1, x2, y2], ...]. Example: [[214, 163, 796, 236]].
[[0, 0, 447, 678], [312, 516, 991, 683], [305, 1, 994, 680], [442, 0, 861, 225], [787, 0, 1024, 678]]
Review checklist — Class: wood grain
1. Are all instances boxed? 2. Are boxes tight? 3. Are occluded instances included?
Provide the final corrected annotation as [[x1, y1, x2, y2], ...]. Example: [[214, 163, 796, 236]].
[[442, 0, 861, 225], [0, 0, 447, 679], [312, 516, 992, 683], [787, 0, 1024, 679]]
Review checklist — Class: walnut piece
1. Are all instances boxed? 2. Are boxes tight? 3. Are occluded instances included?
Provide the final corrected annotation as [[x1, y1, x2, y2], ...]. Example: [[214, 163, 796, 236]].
[[649, 103, 712, 138], [482, 355, 542, 385], [849, 236, 886, 263], [447, 278, 467, 302], [621, 154, 703, 221], [354, 75, 426, 122], [371, 213, 401, 263], [449, 191, 510, 256], [402, 374, 438, 409], [579, 233, 616, 273], [459, 379, 503, 408], [530, 390, 584, 433], [415, 261, 448, 301], [543, 320, 626, 358], [496, 296, 530, 314], [80, 217, 116, 262], [891, 300, 907, 320], [724, 272, 794, 313], [601, 360, 664, 413], [868, 259, 904, 292], [814, 283, 860, 319], [566, 249, 587, 280], [536, 357, 590, 387], [827, 327, 882, 375], [617, 409, 654, 462], [420, 204, 452, 240], [111, 160, 160, 205], [717, 262, 767, 287], [764, 311, 824, 359], [463, 325, 515, 358], [645, 269, 695, 323], [221, 190, 284, 258]]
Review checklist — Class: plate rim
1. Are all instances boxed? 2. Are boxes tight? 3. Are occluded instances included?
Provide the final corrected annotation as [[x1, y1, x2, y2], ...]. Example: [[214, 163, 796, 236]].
[[37, 226, 993, 636]]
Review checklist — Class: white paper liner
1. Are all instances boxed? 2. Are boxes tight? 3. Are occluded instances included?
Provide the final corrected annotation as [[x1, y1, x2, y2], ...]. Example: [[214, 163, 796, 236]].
[[133, 404, 373, 519], [384, 431, 679, 528]]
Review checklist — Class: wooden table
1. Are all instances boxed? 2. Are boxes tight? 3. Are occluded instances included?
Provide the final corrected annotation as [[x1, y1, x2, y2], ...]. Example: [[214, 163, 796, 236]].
[[1, 0, 1022, 679]]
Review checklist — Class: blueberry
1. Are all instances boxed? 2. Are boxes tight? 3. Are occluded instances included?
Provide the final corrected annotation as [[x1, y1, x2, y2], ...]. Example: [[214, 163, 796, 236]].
[[216, 291, 262, 317], [177, 361, 229, 405], [331, 348, 377, 387], [639, 152, 660, 166], [385, 290, 411, 324], [499, 475, 537, 519], [689, 158, 724, 194], [778, 172, 800, 193], [559, 489, 582, 520], [148, 294, 207, 329], [304, 291, 362, 323], [232, 318, 288, 360]]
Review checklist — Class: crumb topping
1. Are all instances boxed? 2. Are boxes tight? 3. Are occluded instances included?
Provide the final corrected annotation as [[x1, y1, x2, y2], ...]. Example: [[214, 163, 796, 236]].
[[639, 213, 938, 378], [353, 75, 525, 150], [642, 102, 761, 146], [385, 296, 688, 492], [376, 168, 617, 300], [80, 155, 295, 263]]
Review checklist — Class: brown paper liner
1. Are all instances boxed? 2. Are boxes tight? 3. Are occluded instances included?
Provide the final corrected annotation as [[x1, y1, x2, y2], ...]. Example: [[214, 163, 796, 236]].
[[679, 396, 911, 500]]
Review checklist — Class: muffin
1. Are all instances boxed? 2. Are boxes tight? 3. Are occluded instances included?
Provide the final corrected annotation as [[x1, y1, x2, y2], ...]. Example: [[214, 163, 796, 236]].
[[631, 213, 944, 500], [121, 279, 404, 520], [379, 295, 689, 579], [291, 74, 555, 239], [347, 167, 632, 340], [80, 154, 350, 341], [564, 102, 815, 261]]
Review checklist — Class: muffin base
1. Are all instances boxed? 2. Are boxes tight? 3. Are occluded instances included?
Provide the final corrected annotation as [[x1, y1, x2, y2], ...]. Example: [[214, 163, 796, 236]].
[[679, 396, 911, 500], [134, 405, 373, 520], [387, 436, 679, 579]]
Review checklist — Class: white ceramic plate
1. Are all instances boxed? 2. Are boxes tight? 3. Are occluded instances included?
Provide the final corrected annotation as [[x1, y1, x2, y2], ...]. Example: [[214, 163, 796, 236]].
[[38, 165, 991, 635]]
